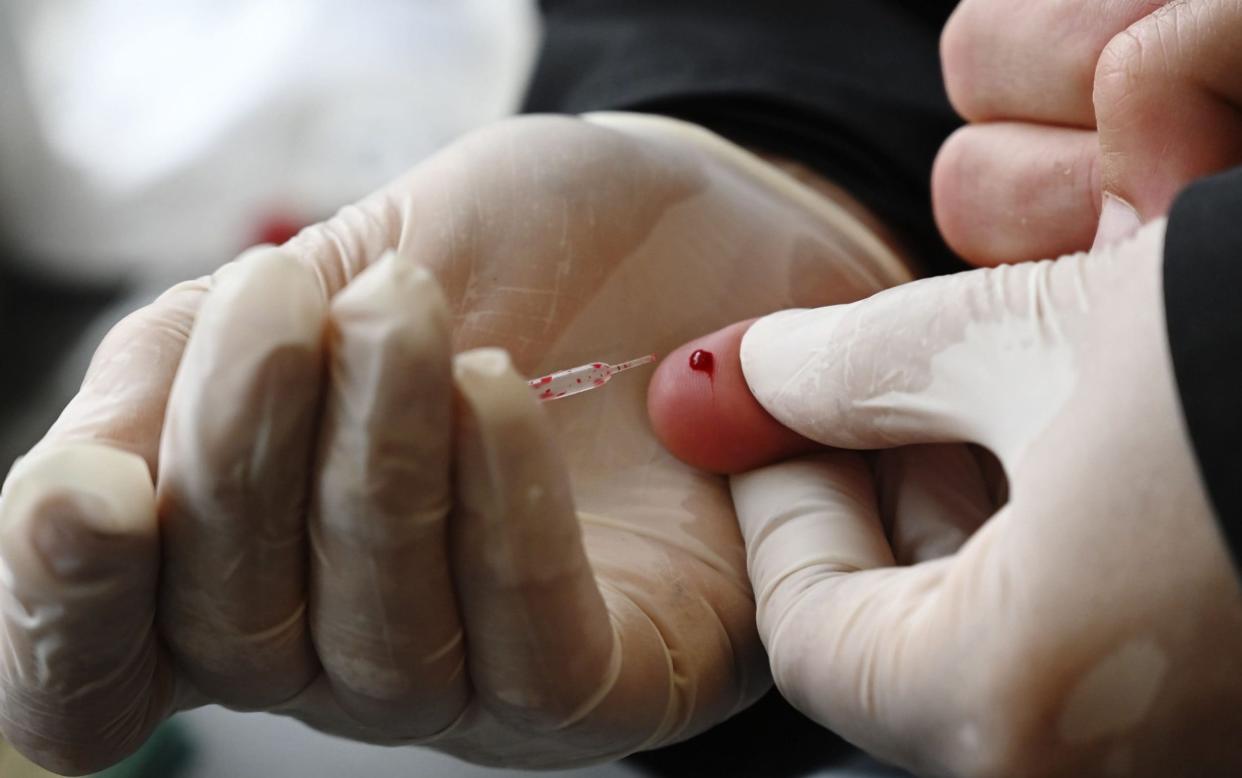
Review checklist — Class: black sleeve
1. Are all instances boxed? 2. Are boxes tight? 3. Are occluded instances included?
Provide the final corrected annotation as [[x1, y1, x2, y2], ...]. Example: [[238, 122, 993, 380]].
[[1164, 165, 1242, 578], [523, 0, 964, 275]]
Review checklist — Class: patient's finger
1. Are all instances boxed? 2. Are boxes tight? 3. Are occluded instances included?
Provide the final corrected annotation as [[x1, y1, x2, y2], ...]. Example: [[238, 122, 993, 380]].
[[647, 320, 818, 474]]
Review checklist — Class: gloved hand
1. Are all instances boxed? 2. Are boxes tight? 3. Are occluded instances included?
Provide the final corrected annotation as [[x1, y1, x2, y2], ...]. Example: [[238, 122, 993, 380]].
[[650, 220, 1242, 776], [0, 113, 912, 774], [934, 0, 1242, 264]]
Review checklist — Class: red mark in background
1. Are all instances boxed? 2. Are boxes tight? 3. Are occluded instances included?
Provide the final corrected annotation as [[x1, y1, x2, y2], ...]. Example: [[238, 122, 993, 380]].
[[251, 212, 306, 247], [689, 349, 715, 378]]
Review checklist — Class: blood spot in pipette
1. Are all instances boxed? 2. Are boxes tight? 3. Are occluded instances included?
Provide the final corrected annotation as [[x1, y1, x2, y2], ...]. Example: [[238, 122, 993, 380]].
[[689, 349, 715, 377], [539, 376, 553, 385]]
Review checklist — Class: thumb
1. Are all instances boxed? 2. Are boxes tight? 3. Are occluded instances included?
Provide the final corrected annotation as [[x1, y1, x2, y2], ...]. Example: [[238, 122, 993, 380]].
[[1092, 0, 1242, 238], [740, 259, 1082, 460], [731, 451, 1014, 776]]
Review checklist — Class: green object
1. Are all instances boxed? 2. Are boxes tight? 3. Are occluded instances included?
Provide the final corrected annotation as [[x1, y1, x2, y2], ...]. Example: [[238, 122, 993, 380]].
[[91, 722, 195, 778]]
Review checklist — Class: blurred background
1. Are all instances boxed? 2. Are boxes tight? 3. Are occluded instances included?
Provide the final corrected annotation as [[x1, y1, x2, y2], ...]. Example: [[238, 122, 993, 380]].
[[0, 2, 908, 776], [0, 0, 537, 470]]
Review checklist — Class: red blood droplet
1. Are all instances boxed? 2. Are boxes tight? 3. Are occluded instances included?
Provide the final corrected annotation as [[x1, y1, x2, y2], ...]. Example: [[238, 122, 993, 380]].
[[539, 376, 553, 385], [689, 349, 715, 377]]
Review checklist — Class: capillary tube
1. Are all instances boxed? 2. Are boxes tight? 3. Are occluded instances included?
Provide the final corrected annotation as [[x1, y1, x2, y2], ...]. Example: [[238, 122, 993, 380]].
[[528, 354, 656, 402]]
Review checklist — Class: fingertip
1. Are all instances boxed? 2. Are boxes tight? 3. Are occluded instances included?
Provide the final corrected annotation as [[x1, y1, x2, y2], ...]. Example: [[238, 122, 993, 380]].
[[0, 445, 169, 776], [208, 245, 326, 334], [453, 347, 525, 412], [1, 445, 157, 585], [647, 320, 818, 474], [331, 250, 447, 323], [452, 347, 558, 472]]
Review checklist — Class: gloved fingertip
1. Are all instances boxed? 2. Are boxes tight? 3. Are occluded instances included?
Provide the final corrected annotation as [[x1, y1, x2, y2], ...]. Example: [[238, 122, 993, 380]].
[[209, 245, 326, 323], [454, 347, 517, 387], [29, 495, 123, 582], [647, 319, 819, 474], [332, 248, 448, 326], [1, 444, 156, 583], [452, 347, 539, 436]]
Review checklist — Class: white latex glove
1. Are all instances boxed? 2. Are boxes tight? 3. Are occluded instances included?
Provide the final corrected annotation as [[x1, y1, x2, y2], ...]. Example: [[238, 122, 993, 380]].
[[731, 221, 1242, 777], [0, 113, 912, 774]]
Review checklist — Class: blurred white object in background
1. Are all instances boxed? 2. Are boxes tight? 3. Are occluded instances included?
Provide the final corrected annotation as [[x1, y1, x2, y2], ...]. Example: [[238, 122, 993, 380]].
[[0, 0, 538, 284]]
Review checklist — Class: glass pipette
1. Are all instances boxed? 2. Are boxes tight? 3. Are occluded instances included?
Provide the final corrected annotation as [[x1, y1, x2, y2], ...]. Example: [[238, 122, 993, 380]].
[[528, 354, 656, 402]]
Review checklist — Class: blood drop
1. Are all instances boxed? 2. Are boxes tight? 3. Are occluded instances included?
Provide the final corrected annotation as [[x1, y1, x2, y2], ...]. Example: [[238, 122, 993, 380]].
[[689, 349, 715, 377]]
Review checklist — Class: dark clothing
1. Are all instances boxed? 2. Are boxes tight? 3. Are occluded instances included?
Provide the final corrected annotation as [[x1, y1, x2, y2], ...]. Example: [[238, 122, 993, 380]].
[[1165, 167, 1242, 575], [524, 0, 962, 275]]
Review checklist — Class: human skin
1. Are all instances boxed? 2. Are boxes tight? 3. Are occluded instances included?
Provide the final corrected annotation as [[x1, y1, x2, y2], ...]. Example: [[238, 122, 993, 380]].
[[933, 0, 1242, 266]]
